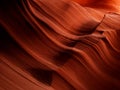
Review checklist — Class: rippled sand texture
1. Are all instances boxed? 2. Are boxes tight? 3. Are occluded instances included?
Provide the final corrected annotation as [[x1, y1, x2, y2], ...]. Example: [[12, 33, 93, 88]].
[[0, 0, 120, 90]]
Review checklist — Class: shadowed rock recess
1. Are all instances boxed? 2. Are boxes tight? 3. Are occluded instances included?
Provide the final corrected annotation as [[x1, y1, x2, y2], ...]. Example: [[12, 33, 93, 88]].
[[0, 0, 120, 90]]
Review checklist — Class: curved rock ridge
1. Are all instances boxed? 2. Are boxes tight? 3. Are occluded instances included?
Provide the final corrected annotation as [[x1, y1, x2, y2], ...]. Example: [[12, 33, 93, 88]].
[[0, 0, 120, 90]]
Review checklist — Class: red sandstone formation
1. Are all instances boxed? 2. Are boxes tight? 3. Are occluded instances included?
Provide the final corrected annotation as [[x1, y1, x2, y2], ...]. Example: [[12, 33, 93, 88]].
[[0, 0, 120, 90]]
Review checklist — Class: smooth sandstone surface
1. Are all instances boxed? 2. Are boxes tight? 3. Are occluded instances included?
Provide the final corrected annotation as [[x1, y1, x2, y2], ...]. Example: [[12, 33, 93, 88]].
[[0, 0, 120, 90]]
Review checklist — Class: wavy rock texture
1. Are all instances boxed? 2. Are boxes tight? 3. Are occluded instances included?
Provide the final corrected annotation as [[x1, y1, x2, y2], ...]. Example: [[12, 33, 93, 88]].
[[0, 0, 120, 90]]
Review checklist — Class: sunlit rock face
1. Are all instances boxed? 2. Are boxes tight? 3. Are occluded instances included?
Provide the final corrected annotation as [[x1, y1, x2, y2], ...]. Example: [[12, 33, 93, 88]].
[[0, 0, 120, 90]]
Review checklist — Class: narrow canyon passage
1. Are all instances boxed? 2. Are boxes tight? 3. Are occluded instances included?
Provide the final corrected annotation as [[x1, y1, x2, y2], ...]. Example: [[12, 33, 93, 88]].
[[0, 0, 120, 90]]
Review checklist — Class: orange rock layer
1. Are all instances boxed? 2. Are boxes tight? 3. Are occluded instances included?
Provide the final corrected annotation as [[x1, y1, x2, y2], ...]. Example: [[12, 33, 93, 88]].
[[0, 0, 120, 90]]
